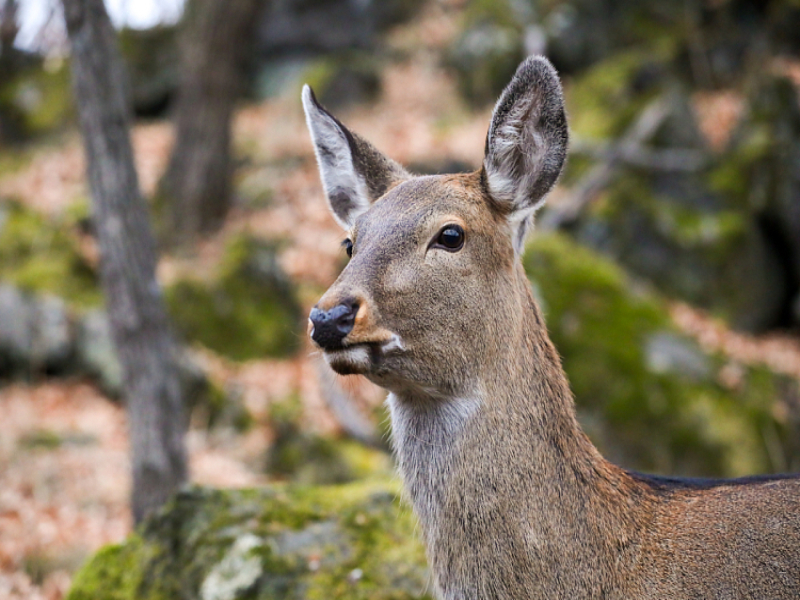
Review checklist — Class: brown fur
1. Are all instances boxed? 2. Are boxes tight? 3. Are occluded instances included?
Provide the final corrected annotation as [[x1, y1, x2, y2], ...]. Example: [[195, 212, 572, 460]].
[[303, 57, 800, 599]]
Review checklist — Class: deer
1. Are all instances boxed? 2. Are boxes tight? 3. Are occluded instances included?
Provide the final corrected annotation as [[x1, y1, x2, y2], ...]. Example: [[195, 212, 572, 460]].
[[302, 56, 800, 599]]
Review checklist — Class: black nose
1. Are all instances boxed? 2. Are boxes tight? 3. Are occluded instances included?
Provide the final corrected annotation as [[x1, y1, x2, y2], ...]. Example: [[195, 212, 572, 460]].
[[309, 301, 359, 350]]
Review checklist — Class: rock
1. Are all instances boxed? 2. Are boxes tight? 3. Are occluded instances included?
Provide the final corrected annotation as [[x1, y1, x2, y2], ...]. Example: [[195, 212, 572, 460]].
[[711, 74, 800, 329], [253, 0, 424, 107], [0, 283, 34, 375], [0, 285, 75, 377], [565, 53, 798, 332], [29, 294, 74, 374], [0, 56, 74, 142], [644, 331, 710, 381], [265, 398, 392, 485], [304, 58, 381, 110], [75, 309, 214, 409], [75, 309, 124, 396], [66, 482, 431, 600]]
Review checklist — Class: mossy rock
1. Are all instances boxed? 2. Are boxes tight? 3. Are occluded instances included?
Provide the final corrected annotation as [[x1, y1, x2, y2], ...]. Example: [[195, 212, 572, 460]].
[[0, 201, 101, 309], [524, 233, 799, 477], [166, 235, 303, 361], [67, 482, 431, 600]]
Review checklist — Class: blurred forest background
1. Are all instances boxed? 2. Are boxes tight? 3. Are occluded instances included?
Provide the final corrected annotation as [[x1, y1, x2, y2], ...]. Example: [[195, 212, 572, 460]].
[[1, 0, 800, 598]]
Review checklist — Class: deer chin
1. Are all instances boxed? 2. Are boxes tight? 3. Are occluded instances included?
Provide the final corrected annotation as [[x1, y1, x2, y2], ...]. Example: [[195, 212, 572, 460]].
[[323, 345, 372, 375], [323, 334, 405, 376]]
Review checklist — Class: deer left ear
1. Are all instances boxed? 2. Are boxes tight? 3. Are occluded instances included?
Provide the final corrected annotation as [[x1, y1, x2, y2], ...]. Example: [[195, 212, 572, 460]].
[[483, 56, 568, 252], [302, 85, 409, 230]]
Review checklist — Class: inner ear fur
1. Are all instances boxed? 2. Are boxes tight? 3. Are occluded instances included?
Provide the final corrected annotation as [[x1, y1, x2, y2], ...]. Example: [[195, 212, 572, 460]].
[[482, 56, 569, 250], [302, 86, 409, 229]]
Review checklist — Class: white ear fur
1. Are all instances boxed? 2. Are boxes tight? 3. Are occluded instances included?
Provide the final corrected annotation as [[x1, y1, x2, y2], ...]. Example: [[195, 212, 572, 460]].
[[484, 56, 569, 253], [302, 85, 371, 229]]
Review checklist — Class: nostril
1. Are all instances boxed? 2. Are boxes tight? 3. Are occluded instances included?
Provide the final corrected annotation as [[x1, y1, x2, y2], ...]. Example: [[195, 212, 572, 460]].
[[336, 302, 359, 333]]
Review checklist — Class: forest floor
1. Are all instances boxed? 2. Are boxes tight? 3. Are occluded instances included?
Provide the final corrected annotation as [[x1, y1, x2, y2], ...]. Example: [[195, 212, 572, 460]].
[[2, 3, 800, 598]]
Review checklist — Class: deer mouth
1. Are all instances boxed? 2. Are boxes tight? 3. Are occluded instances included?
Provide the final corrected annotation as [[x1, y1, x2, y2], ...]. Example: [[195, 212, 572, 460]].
[[322, 335, 405, 376]]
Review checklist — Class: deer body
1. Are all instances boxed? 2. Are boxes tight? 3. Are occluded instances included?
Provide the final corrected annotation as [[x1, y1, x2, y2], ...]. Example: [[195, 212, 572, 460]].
[[303, 57, 800, 599]]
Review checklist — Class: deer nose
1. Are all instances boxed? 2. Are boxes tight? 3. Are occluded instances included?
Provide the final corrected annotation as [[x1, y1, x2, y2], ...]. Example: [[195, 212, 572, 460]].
[[309, 300, 359, 350]]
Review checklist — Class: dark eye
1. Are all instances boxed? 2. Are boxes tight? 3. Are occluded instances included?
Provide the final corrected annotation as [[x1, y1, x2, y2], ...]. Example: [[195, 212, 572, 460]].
[[434, 225, 465, 252], [342, 238, 353, 258]]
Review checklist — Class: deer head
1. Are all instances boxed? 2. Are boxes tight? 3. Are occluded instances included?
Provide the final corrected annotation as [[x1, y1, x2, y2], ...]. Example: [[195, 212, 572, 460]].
[[304, 56, 568, 400]]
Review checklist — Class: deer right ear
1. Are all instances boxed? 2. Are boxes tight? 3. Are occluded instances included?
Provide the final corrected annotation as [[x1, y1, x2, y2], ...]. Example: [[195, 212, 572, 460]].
[[302, 85, 409, 229], [483, 56, 569, 253]]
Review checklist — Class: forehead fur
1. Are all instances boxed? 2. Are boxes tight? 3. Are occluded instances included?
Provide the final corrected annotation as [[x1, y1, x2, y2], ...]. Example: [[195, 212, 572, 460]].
[[353, 173, 500, 239]]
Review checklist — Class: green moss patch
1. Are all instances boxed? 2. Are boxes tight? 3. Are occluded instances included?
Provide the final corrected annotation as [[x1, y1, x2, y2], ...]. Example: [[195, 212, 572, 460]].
[[266, 398, 392, 486], [0, 201, 101, 308], [166, 235, 302, 361], [68, 482, 430, 600], [0, 59, 74, 141]]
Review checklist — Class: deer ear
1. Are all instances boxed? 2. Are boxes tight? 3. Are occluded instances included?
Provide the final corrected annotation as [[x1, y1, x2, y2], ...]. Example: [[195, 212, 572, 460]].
[[483, 56, 568, 252], [302, 85, 409, 229]]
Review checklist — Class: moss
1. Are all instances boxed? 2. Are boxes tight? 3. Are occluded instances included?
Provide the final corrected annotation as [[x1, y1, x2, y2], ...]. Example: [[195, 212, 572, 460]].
[[68, 482, 430, 600], [67, 537, 151, 600], [0, 201, 102, 308], [577, 163, 787, 331], [19, 429, 64, 450], [166, 235, 302, 361], [523, 233, 795, 477], [565, 51, 662, 140], [0, 59, 74, 139], [190, 378, 254, 432], [266, 397, 392, 485]]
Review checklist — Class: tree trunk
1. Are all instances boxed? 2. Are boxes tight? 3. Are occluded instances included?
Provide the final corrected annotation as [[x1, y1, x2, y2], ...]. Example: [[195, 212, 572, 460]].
[[61, 0, 187, 524], [0, 0, 19, 79], [158, 0, 265, 246]]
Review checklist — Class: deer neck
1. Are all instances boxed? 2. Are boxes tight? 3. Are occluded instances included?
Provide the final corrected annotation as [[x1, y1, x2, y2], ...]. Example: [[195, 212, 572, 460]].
[[387, 286, 653, 589]]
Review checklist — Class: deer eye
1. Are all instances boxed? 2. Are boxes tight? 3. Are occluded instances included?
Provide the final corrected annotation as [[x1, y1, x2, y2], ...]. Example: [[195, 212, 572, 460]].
[[433, 225, 465, 252], [342, 239, 353, 257]]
